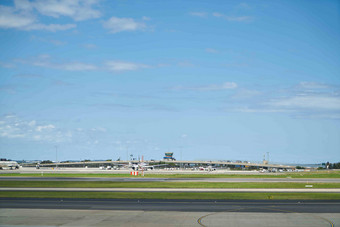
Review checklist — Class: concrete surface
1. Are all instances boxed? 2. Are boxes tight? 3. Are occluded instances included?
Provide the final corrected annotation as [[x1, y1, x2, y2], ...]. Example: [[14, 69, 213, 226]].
[[2, 198, 340, 213], [1, 176, 340, 183], [1, 187, 340, 193], [0, 209, 339, 227]]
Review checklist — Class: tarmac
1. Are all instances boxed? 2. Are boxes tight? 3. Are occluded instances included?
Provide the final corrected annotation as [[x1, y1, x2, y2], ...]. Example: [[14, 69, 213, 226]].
[[1, 187, 340, 193], [1, 168, 339, 226], [1, 199, 339, 226], [1, 176, 340, 183]]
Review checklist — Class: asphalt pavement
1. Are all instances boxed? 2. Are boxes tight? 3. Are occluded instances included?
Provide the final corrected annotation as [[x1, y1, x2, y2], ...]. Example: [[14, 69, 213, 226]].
[[1, 198, 340, 213], [1, 176, 340, 182], [1, 187, 340, 193]]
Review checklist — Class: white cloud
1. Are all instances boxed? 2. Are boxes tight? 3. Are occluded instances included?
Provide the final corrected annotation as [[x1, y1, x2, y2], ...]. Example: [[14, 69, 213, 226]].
[[0, 116, 60, 141], [58, 62, 97, 71], [18, 54, 97, 71], [30, 35, 66, 45], [237, 3, 251, 10], [91, 127, 107, 132], [28, 120, 36, 127], [213, 12, 252, 22], [189, 12, 207, 17], [83, 43, 97, 49], [178, 61, 194, 67], [103, 17, 146, 33], [0, 115, 108, 144], [225, 16, 252, 22], [16, 0, 101, 21], [16, 55, 152, 72], [173, 82, 238, 91], [105, 61, 150, 72], [36, 124, 55, 132], [0, 4, 76, 31], [205, 48, 218, 53], [0, 0, 100, 32], [25, 23, 76, 31], [212, 12, 223, 18], [142, 16, 151, 21], [0, 5, 36, 29], [299, 82, 330, 90], [228, 82, 340, 119], [269, 95, 340, 110], [0, 61, 15, 68]]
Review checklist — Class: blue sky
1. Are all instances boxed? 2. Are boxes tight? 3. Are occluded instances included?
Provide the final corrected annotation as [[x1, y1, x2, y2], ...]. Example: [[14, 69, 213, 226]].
[[0, 0, 339, 163]]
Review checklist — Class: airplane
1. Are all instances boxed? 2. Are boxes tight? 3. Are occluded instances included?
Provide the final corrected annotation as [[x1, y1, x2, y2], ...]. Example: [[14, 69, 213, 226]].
[[129, 161, 158, 171], [128, 156, 167, 171], [199, 166, 216, 171], [0, 161, 20, 170]]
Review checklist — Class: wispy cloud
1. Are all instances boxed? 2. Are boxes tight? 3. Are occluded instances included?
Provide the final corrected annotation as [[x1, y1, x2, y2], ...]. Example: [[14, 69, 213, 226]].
[[0, 115, 61, 142], [15, 55, 153, 72], [17, 54, 97, 71], [212, 12, 252, 22], [105, 61, 150, 72], [230, 82, 340, 119], [24, 23, 76, 32], [189, 12, 207, 17], [0, 4, 76, 32], [205, 48, 219, 53], [30, 35, 66, 46], [237, 3, 251, 10], [172, 82, 238, 91], [82, 43, 97, 49], [29, 0, 101, 21], [298, 82, 331, 90], [103, 17, 147, 33], [189, 10, 252, 22], [268, 95, 340, 111], [177, 61, 194, 67], [0, 114, 107, 144], [0, 60, 15, 68], [0, 85, 16, 94], [12, 73, 42, 79], [0, 0, 101, 32]]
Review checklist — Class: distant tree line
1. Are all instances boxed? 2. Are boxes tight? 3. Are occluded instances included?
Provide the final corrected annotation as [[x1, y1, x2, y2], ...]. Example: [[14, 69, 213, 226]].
[[327, 162, 340, 169], [319, 162, 340, 170]]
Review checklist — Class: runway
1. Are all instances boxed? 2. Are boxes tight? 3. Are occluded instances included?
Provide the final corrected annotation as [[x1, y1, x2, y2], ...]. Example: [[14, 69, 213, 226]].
[[1, 187, 340, 193], [1, 199, 339, 226], [1, 176, 340, 183], [1, 198, 340, 213]]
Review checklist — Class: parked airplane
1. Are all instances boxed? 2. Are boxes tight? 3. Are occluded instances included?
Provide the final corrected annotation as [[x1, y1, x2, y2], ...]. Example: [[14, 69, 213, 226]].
[[199, 166, 216, 171], [129, 157, 167, 171], [0, 161, 20, 170]]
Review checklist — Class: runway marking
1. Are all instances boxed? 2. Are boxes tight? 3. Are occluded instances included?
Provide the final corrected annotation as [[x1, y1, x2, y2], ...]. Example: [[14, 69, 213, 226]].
[[197, 208, 245, 227], [197, 206, 335, 227], [255, 207, 335, 227]]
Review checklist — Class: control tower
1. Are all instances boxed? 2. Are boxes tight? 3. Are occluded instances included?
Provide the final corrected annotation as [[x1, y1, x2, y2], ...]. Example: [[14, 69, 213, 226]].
[[163, 152, 175, 161]]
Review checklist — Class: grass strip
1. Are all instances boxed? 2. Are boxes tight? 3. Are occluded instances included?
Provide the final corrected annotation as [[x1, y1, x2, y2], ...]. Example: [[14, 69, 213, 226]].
[[0, 191, 339, 200], [1, 181, 340, 189], [0, 171, 339, 178]]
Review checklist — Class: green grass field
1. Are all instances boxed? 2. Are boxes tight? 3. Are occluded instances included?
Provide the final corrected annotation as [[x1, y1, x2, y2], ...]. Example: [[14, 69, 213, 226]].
[[0, 191, 339, 200], [1, 170, 339, 178], [1, 181, 339, 188]]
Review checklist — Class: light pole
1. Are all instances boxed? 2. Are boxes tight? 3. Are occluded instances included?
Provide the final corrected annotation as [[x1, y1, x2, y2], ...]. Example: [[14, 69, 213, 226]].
[[55, 145, 58, 169], [179, 146, 183, 170], [267, 152, 269, 164]]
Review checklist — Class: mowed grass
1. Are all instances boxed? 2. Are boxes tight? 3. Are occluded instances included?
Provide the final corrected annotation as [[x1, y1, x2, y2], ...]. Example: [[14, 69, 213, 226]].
[[1, 181, 340, 188], [0, 191, 339, 200], [1, 170, 339, 178]]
